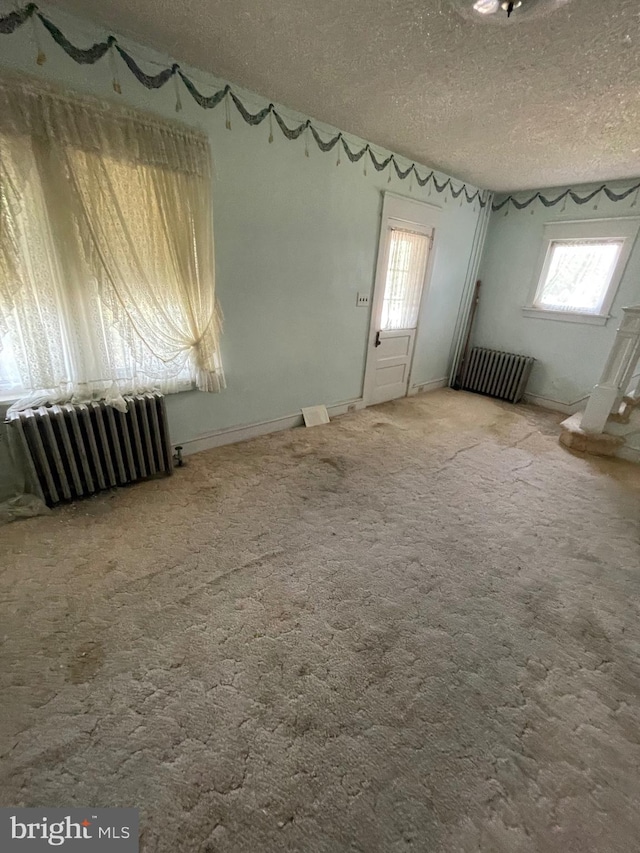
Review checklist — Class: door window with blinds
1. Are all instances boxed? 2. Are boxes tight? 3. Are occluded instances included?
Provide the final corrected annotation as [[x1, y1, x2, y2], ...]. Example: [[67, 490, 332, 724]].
[[380, 228, 431, 330]]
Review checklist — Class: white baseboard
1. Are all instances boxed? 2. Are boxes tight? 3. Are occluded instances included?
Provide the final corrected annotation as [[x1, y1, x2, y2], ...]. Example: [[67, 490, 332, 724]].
[[523, 392, 589, 415], [179, 397, 366, 456], [407, 377, 449, 397], [180, 380, 450, 458]]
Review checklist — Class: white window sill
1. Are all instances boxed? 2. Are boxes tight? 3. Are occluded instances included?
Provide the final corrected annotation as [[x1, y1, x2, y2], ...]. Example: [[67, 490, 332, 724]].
[[521, 307, 610, 326]]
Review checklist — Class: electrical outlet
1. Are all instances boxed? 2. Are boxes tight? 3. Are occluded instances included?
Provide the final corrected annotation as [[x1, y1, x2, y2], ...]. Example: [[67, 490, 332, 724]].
[[357, 292, 370, 307]]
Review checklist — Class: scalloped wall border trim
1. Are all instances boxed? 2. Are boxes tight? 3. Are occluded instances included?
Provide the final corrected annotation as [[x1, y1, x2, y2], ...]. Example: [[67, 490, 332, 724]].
[[5, 6, 635, 212], [494, 183, 640, 213], [0, 4, 490, 207]]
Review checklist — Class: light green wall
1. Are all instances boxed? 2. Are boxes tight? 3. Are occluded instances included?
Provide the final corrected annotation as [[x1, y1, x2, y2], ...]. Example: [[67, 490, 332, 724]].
[[0, 7, 484, 495], [475, 184, 640, 410]]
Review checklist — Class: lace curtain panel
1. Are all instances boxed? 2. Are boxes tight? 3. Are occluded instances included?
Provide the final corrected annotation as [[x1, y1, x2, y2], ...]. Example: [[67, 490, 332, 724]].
[[0, 72, 224, 413]]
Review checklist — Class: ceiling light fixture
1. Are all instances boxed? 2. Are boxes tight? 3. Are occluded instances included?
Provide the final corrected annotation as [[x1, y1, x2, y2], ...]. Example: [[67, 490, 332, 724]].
[[501, 0, 523, 15], [472, 0, 500, 14], [473, 0, 523, 16], [464, 0, 572, 22]]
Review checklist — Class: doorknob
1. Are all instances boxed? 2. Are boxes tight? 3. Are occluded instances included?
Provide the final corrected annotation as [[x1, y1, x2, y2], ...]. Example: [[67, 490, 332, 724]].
[[374, 331, 381, 347]]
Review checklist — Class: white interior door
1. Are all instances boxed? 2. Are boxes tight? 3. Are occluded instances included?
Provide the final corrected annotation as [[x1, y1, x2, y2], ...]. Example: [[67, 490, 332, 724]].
[[369, 327, 417, 404], [364, 197, 436, 406]]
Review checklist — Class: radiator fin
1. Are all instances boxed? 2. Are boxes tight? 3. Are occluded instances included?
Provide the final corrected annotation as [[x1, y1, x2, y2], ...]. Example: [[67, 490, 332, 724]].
[[460, 347, 535, 404], [7, 393, 173, 507]]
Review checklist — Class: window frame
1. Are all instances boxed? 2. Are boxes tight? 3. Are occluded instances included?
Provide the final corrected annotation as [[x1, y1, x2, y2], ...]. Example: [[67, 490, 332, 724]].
[[522, 217, 640, 326]]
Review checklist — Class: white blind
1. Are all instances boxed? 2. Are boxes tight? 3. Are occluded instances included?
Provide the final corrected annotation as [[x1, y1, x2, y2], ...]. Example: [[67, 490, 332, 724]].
[[380, 228, 430, 331], [535, 240, 622, 314]]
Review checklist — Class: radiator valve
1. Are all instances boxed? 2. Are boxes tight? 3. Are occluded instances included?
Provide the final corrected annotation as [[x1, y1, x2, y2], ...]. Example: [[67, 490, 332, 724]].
[[173, 445, 184, 467]]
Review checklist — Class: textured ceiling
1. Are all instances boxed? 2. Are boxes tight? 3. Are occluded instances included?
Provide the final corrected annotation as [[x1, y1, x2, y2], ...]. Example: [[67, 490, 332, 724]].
[[46, 0, 640, 191]]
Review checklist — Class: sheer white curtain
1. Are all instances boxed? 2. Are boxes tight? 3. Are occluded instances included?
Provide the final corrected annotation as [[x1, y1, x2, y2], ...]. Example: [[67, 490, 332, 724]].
[[381, 228, 430, 331], [0, 72, 224, 413]]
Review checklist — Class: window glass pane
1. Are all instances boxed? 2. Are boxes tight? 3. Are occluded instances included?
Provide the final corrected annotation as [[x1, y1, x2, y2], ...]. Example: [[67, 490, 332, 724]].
[[0, 329, 25, 397], [381, 228, 430, 331], [535, 240, 622, 314]]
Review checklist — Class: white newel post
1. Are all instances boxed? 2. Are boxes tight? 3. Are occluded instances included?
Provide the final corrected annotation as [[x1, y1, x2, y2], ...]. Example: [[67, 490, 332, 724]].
[[581, 307, 640, 434]]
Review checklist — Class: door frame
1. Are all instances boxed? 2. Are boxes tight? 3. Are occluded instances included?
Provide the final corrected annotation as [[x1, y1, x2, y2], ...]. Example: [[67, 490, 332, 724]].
[[363, 192, 442, 406]]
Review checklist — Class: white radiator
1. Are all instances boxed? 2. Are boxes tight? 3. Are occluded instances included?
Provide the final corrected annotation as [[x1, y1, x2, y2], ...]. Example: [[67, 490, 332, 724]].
[[6, 392, 173, 506]]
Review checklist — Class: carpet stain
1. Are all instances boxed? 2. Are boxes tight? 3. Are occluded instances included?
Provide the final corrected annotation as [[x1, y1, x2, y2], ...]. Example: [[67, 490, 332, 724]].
[[318, 455, 347, 474], [67, 641, 105, 684]]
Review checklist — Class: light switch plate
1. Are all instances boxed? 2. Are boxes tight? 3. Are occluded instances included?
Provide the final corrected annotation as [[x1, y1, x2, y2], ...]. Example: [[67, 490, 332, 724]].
[[357, 292, 370, 307]]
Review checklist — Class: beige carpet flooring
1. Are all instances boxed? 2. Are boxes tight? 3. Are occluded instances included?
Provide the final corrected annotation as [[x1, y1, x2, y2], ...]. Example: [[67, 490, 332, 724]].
[[1, 389, 640, 853]]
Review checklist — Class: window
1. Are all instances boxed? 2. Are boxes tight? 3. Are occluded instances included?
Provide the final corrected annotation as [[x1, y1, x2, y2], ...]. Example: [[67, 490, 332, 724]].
[[0, 332, 22, 398], [524, 218, 640, 325], [534, 240, 622, 314], [380, 228, 431, 331], [0, 73, 224, 410]]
